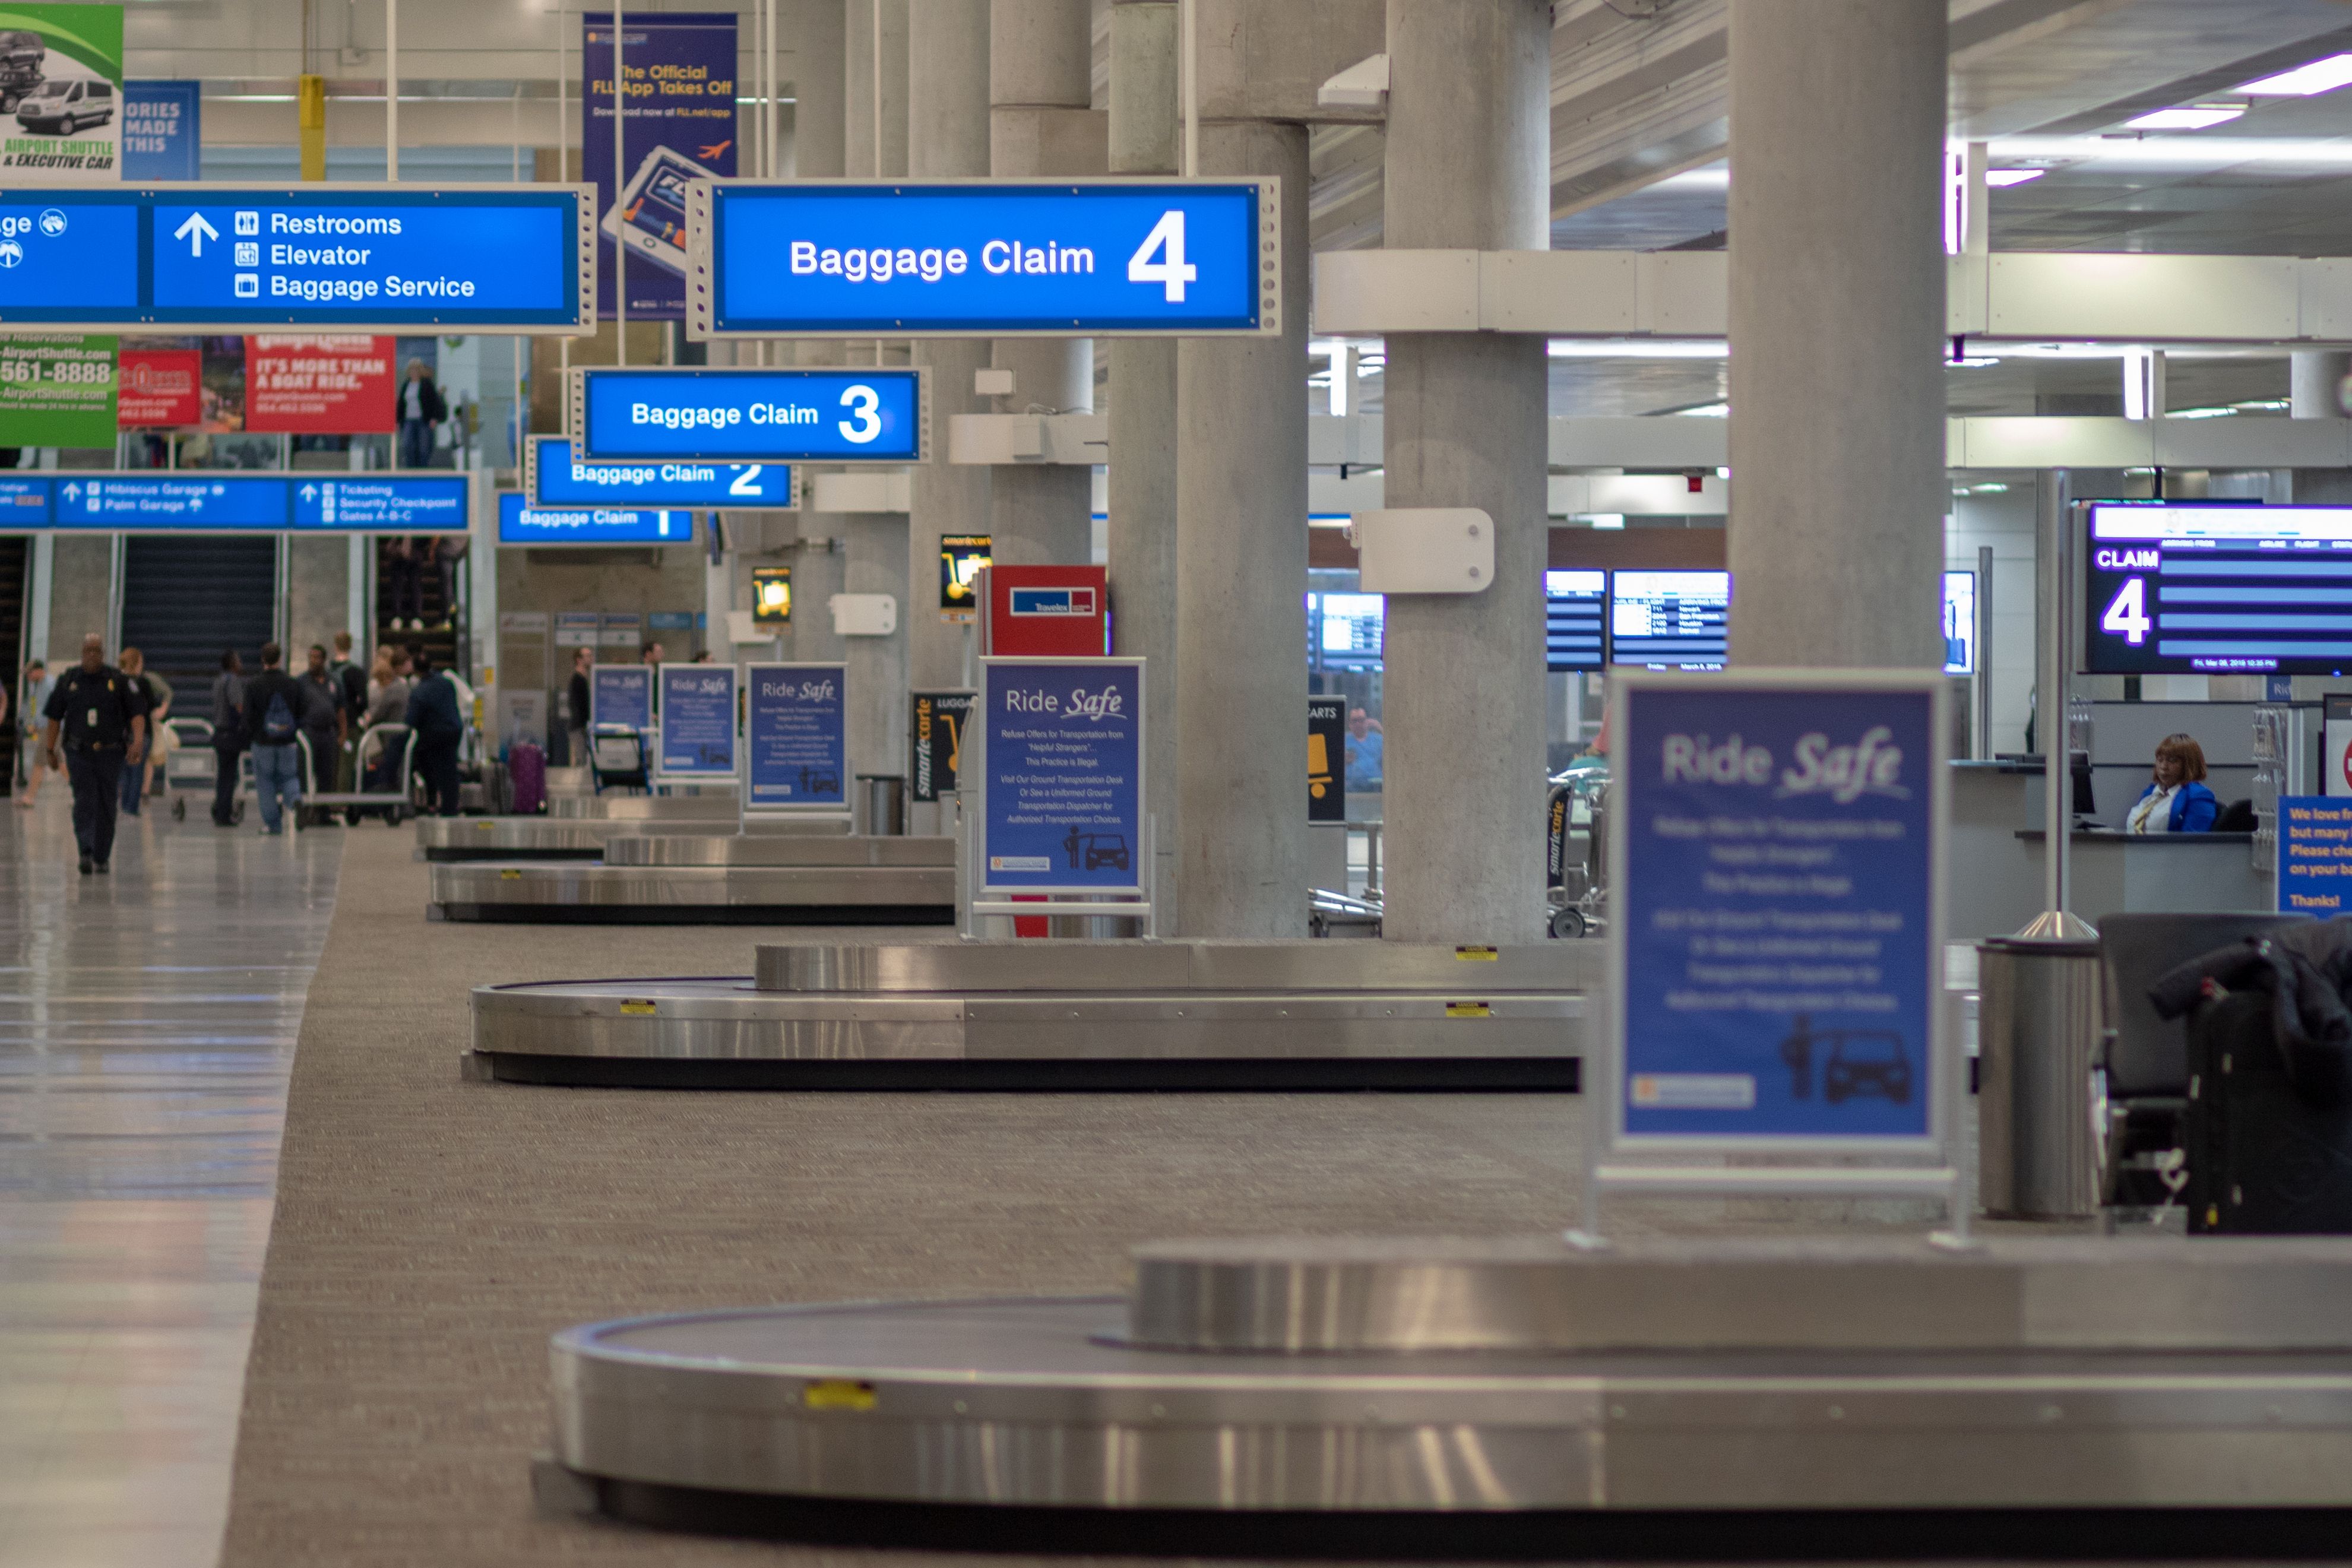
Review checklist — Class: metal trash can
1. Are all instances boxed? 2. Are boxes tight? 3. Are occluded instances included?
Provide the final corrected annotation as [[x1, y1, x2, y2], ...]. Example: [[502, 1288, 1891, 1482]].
[[858, 773, 906, 837], [1976, 935, 2103, 1219]]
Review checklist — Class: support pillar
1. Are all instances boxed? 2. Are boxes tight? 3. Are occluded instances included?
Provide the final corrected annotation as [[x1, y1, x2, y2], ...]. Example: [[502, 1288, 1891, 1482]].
[[907, 0, 992, 711], [988, 0, 1100, 566], [1376, 0, 1550, 945], [778, 0, 849, 669], [2293, 350, 2351, 419], [1726, 0, 1945, 670], [1110, 0, 1182, 927]]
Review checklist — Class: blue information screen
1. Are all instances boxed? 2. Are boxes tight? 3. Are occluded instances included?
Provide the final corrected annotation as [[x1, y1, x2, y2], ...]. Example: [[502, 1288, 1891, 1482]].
[[1617, 680, 1938, 1145], [0, 187, 584, 329], [658, 664, 737, 777], [497, 491, 692, 546], [980, 658, 1143, 893], [590, 666, 652, 731], [707, 181, 1268, 335], [0, 472, 471, 531], [745, 664, 846, 807], [526, 435, 791, 510], [578, 368, 922, 463], [2278, 796, 2351, 916]]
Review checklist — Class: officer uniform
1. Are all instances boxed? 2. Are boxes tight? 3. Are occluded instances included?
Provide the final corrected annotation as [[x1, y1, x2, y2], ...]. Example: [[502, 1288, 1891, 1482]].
[[44, 664, 146, 869]]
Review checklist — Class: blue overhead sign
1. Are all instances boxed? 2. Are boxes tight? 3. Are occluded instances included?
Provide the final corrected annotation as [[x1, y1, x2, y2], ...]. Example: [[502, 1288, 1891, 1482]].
[[574, 366, 925, 464], [590, 665, 653, 731], [0, 472, 468, 531], [744, 663, 846, 809], [979, 657, 1144, 894], [524, 435, 792, 511], [496, 491, 693, 546], [657, 663, 737, 779], [1610, 673, 1946, 1150], [0, 185, 593, 332], [689, 178, 1278, 337]]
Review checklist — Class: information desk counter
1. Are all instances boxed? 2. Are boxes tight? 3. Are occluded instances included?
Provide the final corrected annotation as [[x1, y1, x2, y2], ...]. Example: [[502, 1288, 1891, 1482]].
[[2011, 830, 2266, 929]]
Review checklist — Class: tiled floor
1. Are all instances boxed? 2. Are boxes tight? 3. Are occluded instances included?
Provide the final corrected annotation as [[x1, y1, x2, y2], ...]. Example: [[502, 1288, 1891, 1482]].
[[0, 787, 339, 1568]]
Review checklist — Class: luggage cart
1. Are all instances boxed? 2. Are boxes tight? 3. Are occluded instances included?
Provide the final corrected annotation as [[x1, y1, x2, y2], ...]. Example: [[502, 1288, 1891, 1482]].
[[588, 725, 648, 794], [1544, 771, 1608, 940], [297, 724, 416, 827], [164, 718, 247, 824]]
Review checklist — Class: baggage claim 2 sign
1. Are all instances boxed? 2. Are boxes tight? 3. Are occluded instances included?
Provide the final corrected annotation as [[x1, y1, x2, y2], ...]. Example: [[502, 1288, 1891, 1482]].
[[686, 178, 1279, 337], [524, 433, 793, 510], [0, 185, 595, 331]]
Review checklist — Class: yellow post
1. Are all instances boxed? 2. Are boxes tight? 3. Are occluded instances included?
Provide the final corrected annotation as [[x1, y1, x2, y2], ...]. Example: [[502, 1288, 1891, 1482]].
[[298, 74, 326, 180]]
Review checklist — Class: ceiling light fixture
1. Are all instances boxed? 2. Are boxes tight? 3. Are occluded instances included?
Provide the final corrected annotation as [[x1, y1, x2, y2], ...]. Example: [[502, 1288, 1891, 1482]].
[[1673, 401, 1729, 417], [1983, 169, 2045, 187], [2238, 53, 2352, 96], [2123, 105, 2246, 131], [1547, 338, 1727, 359]]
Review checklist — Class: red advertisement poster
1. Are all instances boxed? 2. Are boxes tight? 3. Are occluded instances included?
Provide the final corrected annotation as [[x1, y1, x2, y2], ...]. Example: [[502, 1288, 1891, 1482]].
[[244, 335, 396, 433], [116, 348, 201, 428]]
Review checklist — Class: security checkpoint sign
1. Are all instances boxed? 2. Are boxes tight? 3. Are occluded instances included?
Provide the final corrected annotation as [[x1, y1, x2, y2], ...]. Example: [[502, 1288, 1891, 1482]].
[[525, 433, 792, 510], [657, 662, 736, 780], [1608, 670, 1948, 1153], [590, 664, 653, 731], [571, 366, 925, 464], [0, 331, 112, 444], [978, 657, 1144, 895], [743, 663, 845, 809], [13, 471, 469, 530], [688, 178, 1279, 338], [0, 185, 595, 332], [2278, 796, 2352, 916]]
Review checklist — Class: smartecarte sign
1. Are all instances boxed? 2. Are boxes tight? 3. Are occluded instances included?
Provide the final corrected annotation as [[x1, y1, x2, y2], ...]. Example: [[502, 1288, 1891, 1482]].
[[571, 366, 925, 464], [0, 185, 594, 332]]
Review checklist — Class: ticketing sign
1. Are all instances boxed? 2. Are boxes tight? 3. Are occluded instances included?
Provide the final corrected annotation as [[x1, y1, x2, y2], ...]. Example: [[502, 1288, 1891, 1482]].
[[496, 492, 692, 546], [524, 434, 793, 510], [0, 185, 594, 332], [0, 471, 469, 531], [688, 178, 1279, 338], [571, 366, 926, 463]]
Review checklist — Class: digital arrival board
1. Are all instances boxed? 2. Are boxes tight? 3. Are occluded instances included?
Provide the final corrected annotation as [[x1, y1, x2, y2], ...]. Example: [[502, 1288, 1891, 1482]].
[[0, 471, 468, 531], [524, 435, 793, 511], [496, 492, 693, 547], [687, 178, 1278, 338], [2084, 502, 2352, 676], [0, 185, 594, 332], [570, 366, 926, 464]]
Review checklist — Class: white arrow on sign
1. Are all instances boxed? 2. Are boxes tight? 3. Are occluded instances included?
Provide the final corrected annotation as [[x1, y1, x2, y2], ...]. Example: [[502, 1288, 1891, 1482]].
[[298, 483, 317, 501], [173, 212, 219, 256], [60, 482, 79, 502]]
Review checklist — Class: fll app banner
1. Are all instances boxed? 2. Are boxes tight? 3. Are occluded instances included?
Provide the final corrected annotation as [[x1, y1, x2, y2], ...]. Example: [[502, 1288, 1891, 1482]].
[[583, 11, 736, 322]]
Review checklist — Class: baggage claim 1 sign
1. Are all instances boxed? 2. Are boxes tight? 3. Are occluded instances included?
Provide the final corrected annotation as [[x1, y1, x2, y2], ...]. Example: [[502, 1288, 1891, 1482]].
[[687, 178, 1279, 338]]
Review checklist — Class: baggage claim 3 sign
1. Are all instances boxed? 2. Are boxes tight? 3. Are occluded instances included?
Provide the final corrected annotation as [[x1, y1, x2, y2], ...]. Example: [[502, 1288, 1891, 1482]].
[[569, 366, 925, 464]]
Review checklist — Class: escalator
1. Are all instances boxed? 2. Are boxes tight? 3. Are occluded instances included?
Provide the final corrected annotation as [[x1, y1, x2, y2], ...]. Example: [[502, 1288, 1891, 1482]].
[[119, 536, 276, 693]]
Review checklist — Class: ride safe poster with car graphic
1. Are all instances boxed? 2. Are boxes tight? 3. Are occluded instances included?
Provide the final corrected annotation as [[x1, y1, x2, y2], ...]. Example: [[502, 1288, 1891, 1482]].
[[1612, 672, 1943, 1148], [0, 5, 121, 179]]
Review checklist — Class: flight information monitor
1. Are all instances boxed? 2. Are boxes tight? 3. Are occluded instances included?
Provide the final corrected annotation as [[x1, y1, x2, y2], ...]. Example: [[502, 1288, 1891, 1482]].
[[1609, 570, 1729, 668], [1316, 593, 1384, 668], [1544, 569, 1607, 671], [2084, 502, 2352, 676], [1943, 569, 1976, 676]]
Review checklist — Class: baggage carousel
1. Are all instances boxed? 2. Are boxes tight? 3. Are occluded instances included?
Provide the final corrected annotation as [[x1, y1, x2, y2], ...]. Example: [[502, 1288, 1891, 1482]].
[[538, 1233, 2352, 1551], [467, 939, 1592, 1089], [429, 832, 953, 924], [416, 811, 852, 860]]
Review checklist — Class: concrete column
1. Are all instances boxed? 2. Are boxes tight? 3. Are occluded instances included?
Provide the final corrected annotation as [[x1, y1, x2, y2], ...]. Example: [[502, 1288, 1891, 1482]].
[[1111, 0, 1182, 926], [786, 0, 847, 181], [780, 0, 848, 670], [1376, 0, 1550, 945], [907, 0, 992, 701], [844, 0, 908, 183], [1726, 0, 1945, 670], [2293, 350, 2351, 419], [989, 0, 1100, 566]]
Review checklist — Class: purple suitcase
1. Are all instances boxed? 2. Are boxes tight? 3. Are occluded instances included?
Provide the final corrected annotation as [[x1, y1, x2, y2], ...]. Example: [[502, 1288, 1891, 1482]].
[[509, 741, 547, 815]]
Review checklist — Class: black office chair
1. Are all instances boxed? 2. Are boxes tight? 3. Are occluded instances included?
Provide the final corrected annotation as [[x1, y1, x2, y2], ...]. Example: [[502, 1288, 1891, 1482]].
[[2213, 798, 2256, 833], [2095, 911, 2312, 1206]]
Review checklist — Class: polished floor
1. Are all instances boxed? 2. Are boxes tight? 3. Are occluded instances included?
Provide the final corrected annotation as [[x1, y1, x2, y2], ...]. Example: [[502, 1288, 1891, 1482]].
[[0, 785, 340, 1568]]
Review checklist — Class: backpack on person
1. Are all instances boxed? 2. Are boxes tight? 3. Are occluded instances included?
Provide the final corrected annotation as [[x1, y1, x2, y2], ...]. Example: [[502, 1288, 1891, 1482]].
[[261, 688, 297, 744]]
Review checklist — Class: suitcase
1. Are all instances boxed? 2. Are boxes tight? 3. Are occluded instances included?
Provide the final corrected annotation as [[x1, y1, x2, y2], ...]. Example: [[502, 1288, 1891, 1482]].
[[509, 742, 546, 815], [2185, 989, 2352, 1234]]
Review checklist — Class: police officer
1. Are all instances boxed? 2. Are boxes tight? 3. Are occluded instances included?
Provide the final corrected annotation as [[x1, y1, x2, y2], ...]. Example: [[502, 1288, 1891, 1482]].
[[42, 633, 148, 875]]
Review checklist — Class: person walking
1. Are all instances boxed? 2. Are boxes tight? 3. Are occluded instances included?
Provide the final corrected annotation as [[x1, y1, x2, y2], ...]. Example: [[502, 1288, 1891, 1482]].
[[298, 644, 347, 806], [329, 632, 366, 788], [404, 648, 464, 816], [40, 633, 147, 875], [116, 648, 172, 816], [18, 658, 55, 808], [209, 650, 247, 828], [397, 357, 447, 471], [241, 643, 306, 836], [565, 647, 591, 766]]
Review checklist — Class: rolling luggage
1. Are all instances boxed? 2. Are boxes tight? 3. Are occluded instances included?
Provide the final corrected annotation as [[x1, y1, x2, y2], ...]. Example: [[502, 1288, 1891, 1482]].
[[2185, 988, 2352, 1234], [509, 741, 546, 815]]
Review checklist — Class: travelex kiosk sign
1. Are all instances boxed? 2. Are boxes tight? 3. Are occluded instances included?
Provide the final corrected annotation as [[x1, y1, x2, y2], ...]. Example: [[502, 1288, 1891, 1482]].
[[0, 471, 467, 530], [496, 491, 690, 546], [690, 179, 1278, 338], [745, 664, 846, 808], [526, 435, 792, 511], [0, 185, 593, 331], [573, 366, 923, 464], [979, 658, 1144, 894], [1610, 673, 1945, 1149]]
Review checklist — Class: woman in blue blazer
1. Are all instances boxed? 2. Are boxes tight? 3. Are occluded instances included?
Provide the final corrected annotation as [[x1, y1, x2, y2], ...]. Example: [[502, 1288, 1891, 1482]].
[[2124, 732, 2217, 834]]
